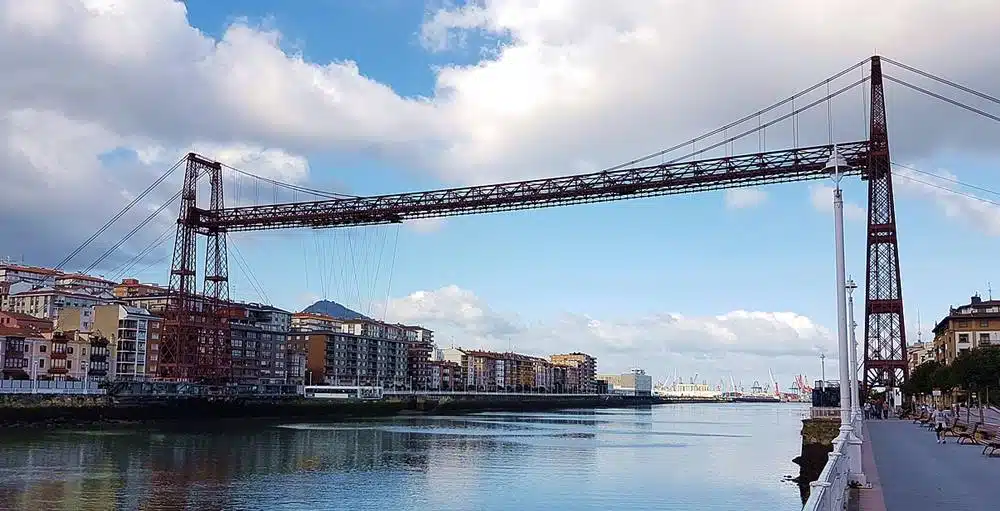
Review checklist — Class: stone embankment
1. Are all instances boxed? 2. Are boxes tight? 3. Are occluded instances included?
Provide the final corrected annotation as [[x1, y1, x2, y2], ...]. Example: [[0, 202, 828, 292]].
[[792, 417, 840, 504], [0, 393, 655, 429]]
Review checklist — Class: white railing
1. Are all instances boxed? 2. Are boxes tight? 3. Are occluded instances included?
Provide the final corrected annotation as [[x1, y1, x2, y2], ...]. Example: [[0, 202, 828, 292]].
[[802, 414, 863, 511], [0, 379, 105, 395]]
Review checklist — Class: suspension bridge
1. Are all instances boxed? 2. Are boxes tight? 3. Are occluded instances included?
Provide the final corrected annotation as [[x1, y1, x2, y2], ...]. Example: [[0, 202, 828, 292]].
[[55, 55, 1000, 396]]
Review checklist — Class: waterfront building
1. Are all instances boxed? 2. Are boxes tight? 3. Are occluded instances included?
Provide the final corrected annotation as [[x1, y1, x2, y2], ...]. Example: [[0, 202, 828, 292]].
[[427, 360, 461, 390], [550, 352, 597, 392], [598, 368, 653, 396], [57, 304, 160, 380], [931, 294, 1000, 364], [228, 302, 292, 385], [0, 328, 104, 381], [552, 363, 582, 393], [291, 318, 412, 388]]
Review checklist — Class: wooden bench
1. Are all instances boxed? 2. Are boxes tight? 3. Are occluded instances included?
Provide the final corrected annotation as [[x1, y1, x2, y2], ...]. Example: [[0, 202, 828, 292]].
[[980, 423, 1000, 456], [956, 422, 981, 445], [942, 419, 966, 439]]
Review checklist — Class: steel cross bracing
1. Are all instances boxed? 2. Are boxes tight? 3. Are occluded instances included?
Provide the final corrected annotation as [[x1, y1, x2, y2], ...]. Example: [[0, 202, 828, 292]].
[[862, 57, 907, 393], [188, 142, 870, 232]]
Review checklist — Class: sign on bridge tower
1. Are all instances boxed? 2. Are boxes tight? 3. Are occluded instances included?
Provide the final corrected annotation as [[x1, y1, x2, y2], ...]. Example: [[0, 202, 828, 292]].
[[862, 56, 908, 392]]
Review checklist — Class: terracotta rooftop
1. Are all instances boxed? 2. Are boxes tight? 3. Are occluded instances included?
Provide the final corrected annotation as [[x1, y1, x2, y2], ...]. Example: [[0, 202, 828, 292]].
[[0, 310, 49, 323], [0, 325, 46, 337]]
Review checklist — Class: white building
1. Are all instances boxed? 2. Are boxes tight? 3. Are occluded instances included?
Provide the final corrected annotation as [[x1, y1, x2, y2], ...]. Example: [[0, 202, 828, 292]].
[[598, 368, 653, 396], [6, 287, 111, 320]]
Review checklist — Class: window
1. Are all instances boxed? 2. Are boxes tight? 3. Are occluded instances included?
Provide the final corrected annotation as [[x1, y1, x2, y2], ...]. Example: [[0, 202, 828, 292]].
[[980, 333, 992, 346], [39, 345, 46, 353], [67, 360, 72, 370], [980, 320, 990, 328], [39, 359, 45, 368], [959, 334, 970, 344]]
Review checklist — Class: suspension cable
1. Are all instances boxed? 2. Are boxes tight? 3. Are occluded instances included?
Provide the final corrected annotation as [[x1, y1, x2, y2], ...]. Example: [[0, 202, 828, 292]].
[[55, 155, 185, 271], [884, 75, 1000, 124], [602, 57, 869, 172], [670, 76, 868, 164], [219, 163, 358, 200], [882, 57, 1000, 107]]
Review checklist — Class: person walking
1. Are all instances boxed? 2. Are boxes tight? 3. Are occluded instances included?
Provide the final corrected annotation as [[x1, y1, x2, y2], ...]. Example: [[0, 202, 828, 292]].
[[934, 406, 950, 444]]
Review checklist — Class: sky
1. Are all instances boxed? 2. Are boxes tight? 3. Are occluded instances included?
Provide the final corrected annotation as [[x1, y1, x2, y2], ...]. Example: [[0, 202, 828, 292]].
[[3, 0, 1000, 389]]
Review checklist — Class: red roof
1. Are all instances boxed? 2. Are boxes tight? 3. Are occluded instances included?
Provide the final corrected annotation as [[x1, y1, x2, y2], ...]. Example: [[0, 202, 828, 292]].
[[0, 264, 60, 276], [0, 311, 48, 323], [57, 273, 114, 285], [0, 325, 45, 337]]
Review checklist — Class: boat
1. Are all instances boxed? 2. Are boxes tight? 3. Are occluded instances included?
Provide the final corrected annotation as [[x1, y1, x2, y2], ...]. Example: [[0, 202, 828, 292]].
[[732, 380, 781, 403]]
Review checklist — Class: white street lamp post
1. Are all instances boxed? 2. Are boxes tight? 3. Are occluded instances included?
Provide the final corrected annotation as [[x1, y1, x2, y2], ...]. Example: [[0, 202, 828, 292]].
[[846, 278, 862, 429], [826, 145, 866, 486]]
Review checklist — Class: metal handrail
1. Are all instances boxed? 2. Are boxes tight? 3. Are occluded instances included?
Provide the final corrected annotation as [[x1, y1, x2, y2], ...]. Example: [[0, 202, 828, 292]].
[[802, 415, 862, 511]]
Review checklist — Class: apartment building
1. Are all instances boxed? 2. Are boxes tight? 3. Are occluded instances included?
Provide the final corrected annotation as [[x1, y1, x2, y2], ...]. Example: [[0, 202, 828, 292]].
[[0, 328, 109, 381], [5, 286, 111, 320], [291, 312, 342, 332], [405, 325, 434, 390], [292, 319, 417, 388], [907, 341, 936, 372], [932, 295, 1000, 364], [113, 278, 167, 298], [58, 304, 160, 380], [228, 303, 293, 385], [428, 360, 462, 390], [0, 263, 59, 287], [55, 274, 115, 294], [551, 352, 597, 392]]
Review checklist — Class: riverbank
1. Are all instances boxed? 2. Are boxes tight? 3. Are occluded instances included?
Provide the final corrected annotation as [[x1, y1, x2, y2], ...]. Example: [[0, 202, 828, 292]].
[[0, 393, 657, 429]]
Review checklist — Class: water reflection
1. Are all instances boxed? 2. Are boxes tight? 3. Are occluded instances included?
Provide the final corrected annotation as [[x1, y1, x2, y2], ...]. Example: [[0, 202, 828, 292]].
[[0, 404, 807, 511]]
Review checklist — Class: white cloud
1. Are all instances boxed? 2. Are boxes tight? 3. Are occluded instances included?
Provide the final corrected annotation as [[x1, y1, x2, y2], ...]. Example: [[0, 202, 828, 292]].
[[385, 285, 839, 383], [893, 165, 1000, 236], [3, 0, 1000, 270], [405, 217, 447, 234], [809, 184, 866, 222], [724, 188, 767, 210]]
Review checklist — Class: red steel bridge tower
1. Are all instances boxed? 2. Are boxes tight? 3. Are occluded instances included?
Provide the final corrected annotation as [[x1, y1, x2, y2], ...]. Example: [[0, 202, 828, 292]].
[[158, 56, 911, 392], [862, 57, 907, 391]]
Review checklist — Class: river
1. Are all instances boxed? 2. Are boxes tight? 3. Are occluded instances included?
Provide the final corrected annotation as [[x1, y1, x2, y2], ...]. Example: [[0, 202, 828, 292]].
[[0, 402, 808, 510]]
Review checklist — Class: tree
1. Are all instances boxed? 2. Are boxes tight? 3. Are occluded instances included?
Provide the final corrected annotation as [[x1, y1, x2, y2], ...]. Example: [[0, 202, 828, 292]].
[[903, 360, 940, 397], [949, 348, 1000, 405]]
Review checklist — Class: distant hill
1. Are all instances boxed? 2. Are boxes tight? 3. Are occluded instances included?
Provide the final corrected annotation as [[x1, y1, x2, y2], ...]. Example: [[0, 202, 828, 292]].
[[301, 300, 369, 320]]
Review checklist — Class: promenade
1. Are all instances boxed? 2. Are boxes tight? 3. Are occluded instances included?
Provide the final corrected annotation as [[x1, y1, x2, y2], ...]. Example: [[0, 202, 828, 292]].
[[859, 417, 1000, 510]]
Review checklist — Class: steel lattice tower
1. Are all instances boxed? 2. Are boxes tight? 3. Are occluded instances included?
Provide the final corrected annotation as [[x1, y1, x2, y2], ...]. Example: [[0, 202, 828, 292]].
[[159, 153, 231, 383], [862, 56, 908, 393]]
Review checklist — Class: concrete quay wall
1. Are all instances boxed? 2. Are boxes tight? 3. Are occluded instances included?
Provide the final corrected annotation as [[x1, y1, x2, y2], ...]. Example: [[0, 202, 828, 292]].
[[0, 393, 656, 428]]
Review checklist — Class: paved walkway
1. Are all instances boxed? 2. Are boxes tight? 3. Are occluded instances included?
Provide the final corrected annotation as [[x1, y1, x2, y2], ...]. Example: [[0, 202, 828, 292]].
[[864, 419, 1000, 510]]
